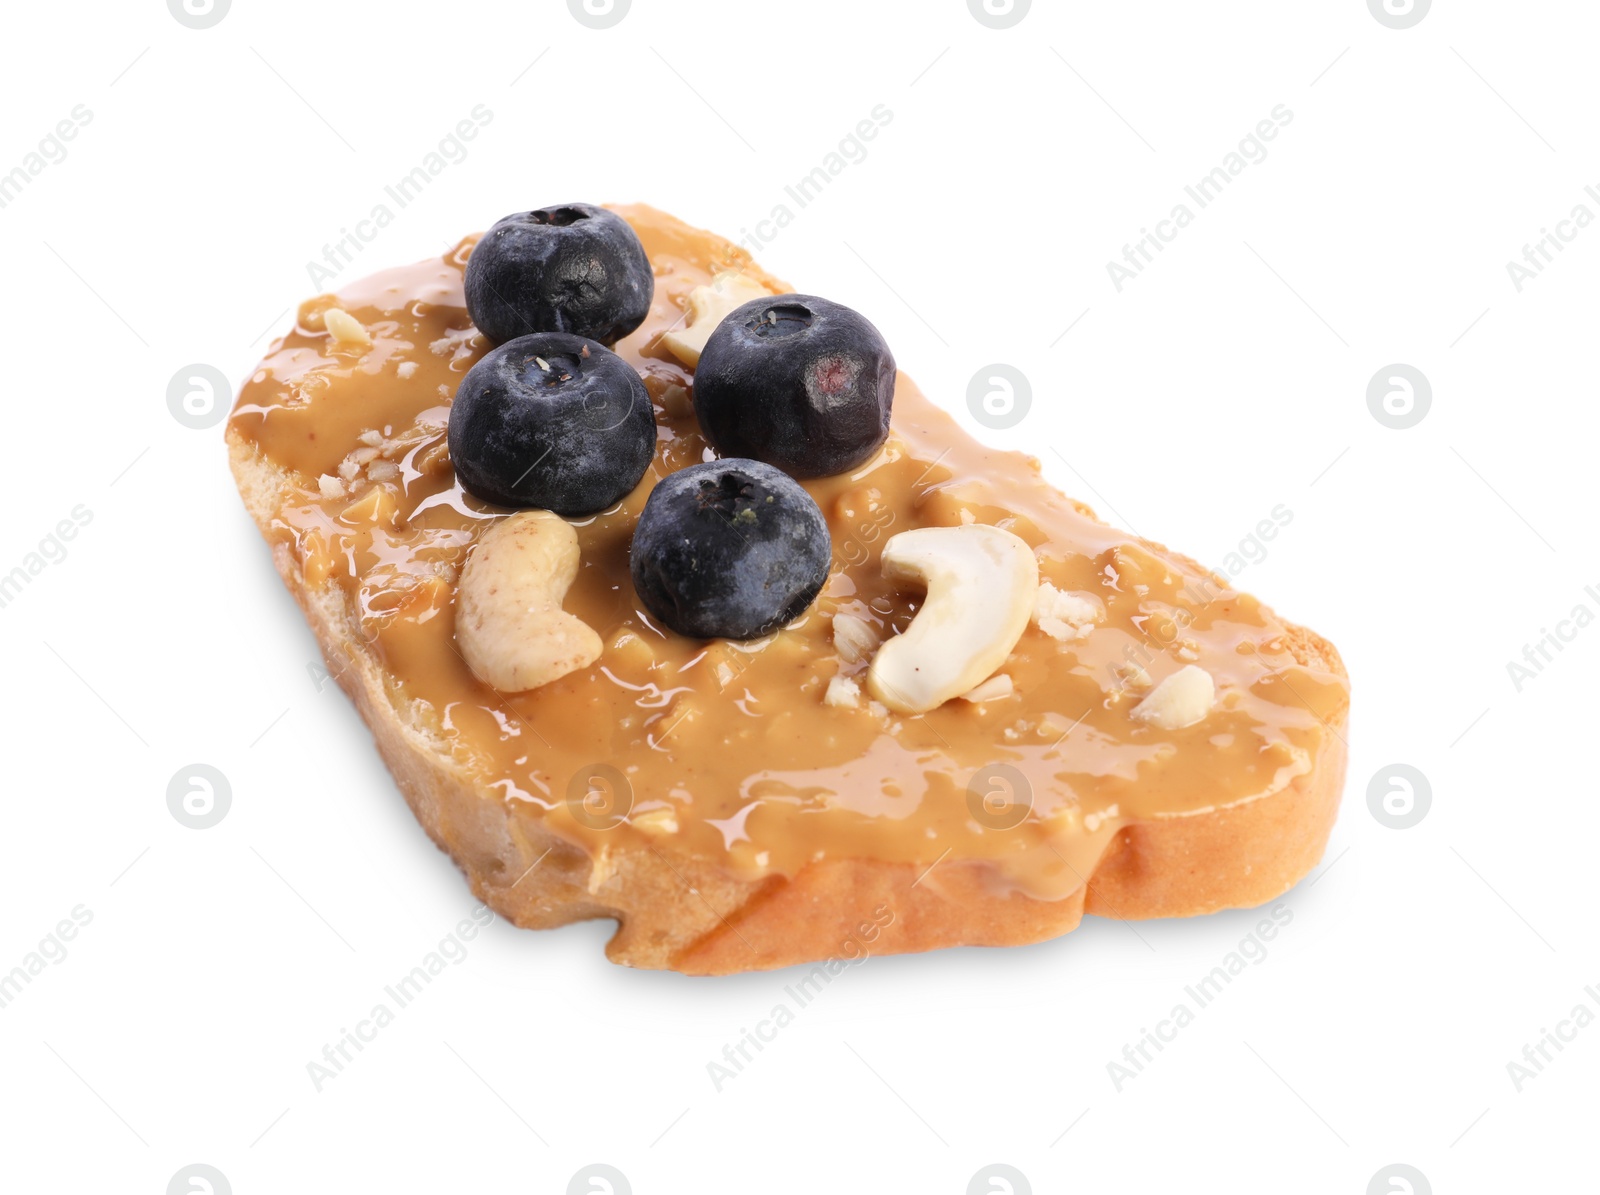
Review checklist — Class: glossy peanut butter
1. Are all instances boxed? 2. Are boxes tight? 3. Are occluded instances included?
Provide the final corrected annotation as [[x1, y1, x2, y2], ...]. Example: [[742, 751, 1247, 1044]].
[[230, 205, 1348, 900]]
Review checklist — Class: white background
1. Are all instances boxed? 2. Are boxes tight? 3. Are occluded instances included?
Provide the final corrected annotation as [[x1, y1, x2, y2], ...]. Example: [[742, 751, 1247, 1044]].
[[0, 1, 1593, 1191]]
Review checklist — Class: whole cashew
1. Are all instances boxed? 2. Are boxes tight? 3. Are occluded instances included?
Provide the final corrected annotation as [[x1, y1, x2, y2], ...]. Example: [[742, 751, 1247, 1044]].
[[866, 524, 1038, 714], [456, 510, 602, 692]]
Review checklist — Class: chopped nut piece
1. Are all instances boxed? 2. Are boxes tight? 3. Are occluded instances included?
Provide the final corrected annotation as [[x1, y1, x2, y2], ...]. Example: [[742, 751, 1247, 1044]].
[[367, 460, 400, 483], [414, 440, 451, 477], [396, 360, 419, 380], [831, 611, 879, 665], [660, 271, 773, 367], [324, 308, 371, 347], [824, 674, 862, 708], [1114, 662, 1153, 691], [317, 474, 344, 500], [1131, 665, 1216, 730], [658, 383, 693, 419], [340, 487, 400, 528], [1034, 581, 1102, 642]]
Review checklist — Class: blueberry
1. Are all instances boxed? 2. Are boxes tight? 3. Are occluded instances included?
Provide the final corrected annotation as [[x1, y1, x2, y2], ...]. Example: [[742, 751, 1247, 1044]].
[[693, 294, 896, 479], [448, 332, 656, 516], [629, 459, 831, 640], [465, 204, 654, 346]]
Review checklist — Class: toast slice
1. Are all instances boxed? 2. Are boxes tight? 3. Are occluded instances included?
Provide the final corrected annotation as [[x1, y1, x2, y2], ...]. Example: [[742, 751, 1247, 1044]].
[[227, 206, 1349, 975]]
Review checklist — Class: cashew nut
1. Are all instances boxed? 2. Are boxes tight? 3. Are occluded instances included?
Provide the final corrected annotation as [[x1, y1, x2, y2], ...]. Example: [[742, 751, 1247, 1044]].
[[456, 510, 602, 692], [660, 271, 772, 368], [1130, 665, 1216, 730], [866, 524, 1038, 714]]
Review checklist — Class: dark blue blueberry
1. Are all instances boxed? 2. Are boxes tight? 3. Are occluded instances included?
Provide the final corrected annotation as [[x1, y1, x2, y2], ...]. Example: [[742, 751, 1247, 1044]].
[[464, 204, 654, 346], [629, 459, 831, 640], [693, 294, 895, 479], [448, 332, 656, 516]]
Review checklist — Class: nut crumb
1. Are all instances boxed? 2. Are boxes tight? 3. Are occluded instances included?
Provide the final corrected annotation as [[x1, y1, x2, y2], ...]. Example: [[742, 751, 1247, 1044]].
[[824, 674, 862, 708], [1034, 581, 1101, 642]]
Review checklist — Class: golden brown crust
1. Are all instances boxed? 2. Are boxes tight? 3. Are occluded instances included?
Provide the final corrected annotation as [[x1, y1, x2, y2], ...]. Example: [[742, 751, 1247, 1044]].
[[228, 425, 1348, 976]]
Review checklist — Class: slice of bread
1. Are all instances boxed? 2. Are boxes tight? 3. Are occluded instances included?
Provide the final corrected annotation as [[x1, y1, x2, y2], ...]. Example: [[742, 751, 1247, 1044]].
[[227, 208, 1348, 976]]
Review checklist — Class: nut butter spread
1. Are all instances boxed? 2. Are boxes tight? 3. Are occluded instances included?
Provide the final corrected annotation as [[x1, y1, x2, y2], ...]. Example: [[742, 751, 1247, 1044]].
[[229, 205, 1349, 901]]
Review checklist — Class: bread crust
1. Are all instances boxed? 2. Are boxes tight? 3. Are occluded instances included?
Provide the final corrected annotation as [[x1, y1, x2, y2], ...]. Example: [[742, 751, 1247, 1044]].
[[228, 422, 1348, 975]]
